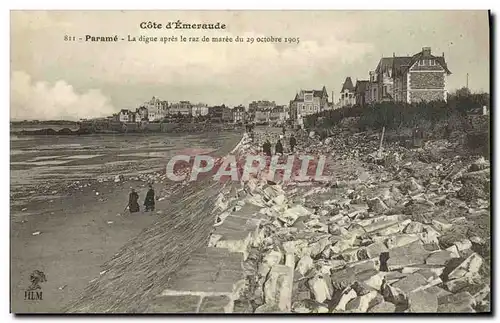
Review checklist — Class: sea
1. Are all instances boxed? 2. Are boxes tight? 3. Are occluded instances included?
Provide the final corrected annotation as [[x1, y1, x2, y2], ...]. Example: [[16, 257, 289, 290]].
[[10, 125, 243, 207]]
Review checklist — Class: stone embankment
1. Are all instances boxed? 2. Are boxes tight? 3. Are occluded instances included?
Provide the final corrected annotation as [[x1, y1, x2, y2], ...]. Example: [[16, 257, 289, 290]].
[[146, 129, 490, 313]]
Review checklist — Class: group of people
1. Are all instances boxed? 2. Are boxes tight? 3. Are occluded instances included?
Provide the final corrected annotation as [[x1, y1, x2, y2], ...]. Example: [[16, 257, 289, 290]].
[[261, 129, 297, 156], [127, 185, 156, 214]]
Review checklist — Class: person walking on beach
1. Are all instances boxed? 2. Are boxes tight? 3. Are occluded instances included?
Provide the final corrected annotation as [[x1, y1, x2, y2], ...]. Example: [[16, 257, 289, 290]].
[[128, 188, 140, 213], [263, 139, 272, 156], [290, 134, 297, 152], [144, 184, 155, 212], [275, 139, 284, 155]]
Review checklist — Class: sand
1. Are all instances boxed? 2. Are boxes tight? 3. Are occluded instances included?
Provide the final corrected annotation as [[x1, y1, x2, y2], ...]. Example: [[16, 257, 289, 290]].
[[10, 180, 167, 313]]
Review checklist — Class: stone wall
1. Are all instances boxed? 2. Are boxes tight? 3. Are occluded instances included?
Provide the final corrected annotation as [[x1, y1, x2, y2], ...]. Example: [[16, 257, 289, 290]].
[[410, 72, 445, 89], [409, 90, 446, 103]]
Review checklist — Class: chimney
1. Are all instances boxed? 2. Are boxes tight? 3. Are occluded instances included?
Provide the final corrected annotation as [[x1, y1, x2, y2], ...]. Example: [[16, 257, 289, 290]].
[[442, 52, 445, 58], [393, 52, 395, 57], [422, 47, 431, 56]]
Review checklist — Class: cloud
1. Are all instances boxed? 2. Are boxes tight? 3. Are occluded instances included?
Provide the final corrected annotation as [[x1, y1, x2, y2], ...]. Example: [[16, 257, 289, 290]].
[[10, 71, 116, 121]]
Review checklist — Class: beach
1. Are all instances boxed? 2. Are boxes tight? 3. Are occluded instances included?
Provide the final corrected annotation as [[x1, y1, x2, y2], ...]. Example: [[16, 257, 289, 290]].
[[10, 130, 243, 313]]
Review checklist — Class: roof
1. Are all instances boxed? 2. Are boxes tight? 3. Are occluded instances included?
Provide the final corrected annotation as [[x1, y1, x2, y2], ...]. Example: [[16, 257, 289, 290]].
[[293, 86, 328, 102], [355, 80, 369, 93], [377, 49, 451, 77], [341, 77, 355, 92]]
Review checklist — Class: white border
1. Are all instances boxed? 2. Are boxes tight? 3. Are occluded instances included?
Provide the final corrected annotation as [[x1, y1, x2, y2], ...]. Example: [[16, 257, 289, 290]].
[[2, 2, 497, 323]]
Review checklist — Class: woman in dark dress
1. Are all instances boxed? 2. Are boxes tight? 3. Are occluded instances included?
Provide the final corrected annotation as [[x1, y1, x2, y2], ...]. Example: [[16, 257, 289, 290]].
[[144, 185, 155, 212], [128, 188, 140, 213]]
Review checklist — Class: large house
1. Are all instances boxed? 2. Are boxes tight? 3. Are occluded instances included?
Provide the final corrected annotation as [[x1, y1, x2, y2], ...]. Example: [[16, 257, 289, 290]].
[[354, 80, 370, 107], [191, 103, 209, 117], [145, 96, 168, 121], [248, 100, 276, 120], [208, 105, 224, 122], [289, 86, 329, 126], [136, 106, 148, 121], [222, 106, 234, 123], [340, 77, 356, 107], [170, 101, 192, 116], [233, 105, 246, 124], [269, 105, 288, 124], [372, 47, 452, 103], [393, 47, 452, 103]]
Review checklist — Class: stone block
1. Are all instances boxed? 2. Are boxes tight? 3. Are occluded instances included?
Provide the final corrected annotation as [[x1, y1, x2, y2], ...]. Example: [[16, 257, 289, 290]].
[[437, 291, 476, 313], [254, 304, 281, 313], [432, 218, 453, 232], [330, 268, 378, 291], [295, 255, 313, 276], [404, 221, 424, 234], [448, 253, 483, 280], [425, 250, 457, 266], [345, 290, 379, 313], [146, 295, 201, 313], [383, 273, 428, 304], [231, 203, 265, 219], [263, 265, 294, 312], [282, 239, 311, 258], [308, 274, 334, 303], [361, 219, 399, 234], [424, 286, 452, 299], [445, 274, 481, 293], [334, 288, 357, 311], [408, 290, 438, 313], [163, 249, 245, 296], [199, 295, 233, 313], [259, 250, 283, 277], [385, 234, 420, 250], [387, 241, 430, 270], [278, 205, 312, 226], [367, 197, 389, 213], [368, 301, 396, 313], [358, 242, 388, 260]]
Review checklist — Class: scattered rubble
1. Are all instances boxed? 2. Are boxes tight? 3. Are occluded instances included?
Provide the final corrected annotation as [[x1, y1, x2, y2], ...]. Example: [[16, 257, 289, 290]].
[[219, 129, 491, 313]]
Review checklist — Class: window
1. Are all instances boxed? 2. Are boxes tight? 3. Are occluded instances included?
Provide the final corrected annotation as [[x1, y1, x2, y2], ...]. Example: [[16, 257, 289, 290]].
[[383, 86, 387, 96]]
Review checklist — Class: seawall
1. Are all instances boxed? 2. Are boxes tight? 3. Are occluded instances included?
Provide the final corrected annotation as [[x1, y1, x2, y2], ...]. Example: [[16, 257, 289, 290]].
[[63, 132, 249, 313]]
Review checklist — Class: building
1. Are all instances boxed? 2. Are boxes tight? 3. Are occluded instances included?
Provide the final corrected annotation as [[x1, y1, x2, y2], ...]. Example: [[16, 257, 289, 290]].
[[340, 77, 356, 107], [136, 106, 148, 121], [354, 80, 370, 107], [145, 96, 168, 121], [233, 105, 246, 123], [148, 111, 157, 122], [118, 109, 133, 122], [191, 103, 209, 117], [269, 105, 288, 124], [248, 100, 276, 120], [255, 110, 270, 124], [209, 105, 224, 122], [289, 86, 329, 125], [222, 106, 234, 123], [170, 101, 192, 116], [366, 71, 378, 104], [392, 47, 452, 103]]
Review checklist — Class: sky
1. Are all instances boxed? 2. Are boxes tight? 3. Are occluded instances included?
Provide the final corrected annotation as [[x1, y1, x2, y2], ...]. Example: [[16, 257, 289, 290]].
[[10, 10, 490, 121]]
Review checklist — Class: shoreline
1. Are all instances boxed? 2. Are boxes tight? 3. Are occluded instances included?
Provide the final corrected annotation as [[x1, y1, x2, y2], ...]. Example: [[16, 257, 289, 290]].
[[10, 132, 245, 313]]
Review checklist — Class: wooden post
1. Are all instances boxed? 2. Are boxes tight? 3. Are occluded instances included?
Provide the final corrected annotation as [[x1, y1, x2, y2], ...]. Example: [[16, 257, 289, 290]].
[[378, 126, 386, 158]]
